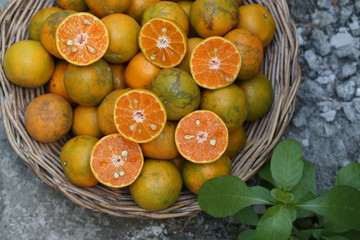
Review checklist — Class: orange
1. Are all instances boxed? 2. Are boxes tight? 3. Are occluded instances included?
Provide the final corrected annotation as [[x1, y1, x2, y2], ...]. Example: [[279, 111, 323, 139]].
[[72, 106, 103, 138], [177, 37, 203, 73], [225, 125, 246, 158], [175, 110, 228, 163], [101, 13, 140, 64], [237, 4, 276, 47], [238, 73, 274, 121], [139, 17, 187, 68], [56, 0, 89, 11], [3, 40, 55, 88], [84, 0, 130, 18], [225, 28, 264, 80], [40, 10, 76, 59], [60, 135, 99, 187], [25, 93, 73, 143], [48, 60, 76, 106], [28, 7, 62, 41], [189, 0, 239, 38], [142, 1, 189, 35], [182, 154, 232, 194], [64, 59, 113, 106], [124, 52, 161, 89], [114, 89, 167, 143], [109, 64, 127, 90], [90, 134, 144, 188], [200, 84, 248, 132], [126, 0, 161, 23], [149, 68, 201, 121], [169, 155, 185, 171], [97, 88, 131, 135], [176, 1, 198, 37], [190, 36, 242, 89], [56, 12, 109, 66], [140, 121, 180, 159], [129, 159, 182, 211]]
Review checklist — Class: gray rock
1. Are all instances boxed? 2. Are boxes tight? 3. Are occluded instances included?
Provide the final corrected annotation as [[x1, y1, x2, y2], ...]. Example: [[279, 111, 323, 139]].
[[316, 71, 336, 85], [330, 28, 354, 48], [311, 10, 338, 27], [320, 110, 337, 122], [341, 62, 358, 78], [342, 102, 360, 122], [349, 15, 360, 36], [336, 80, 356, 101], [304, 49, 321, 70], [312, 29, 331, 56], [339, 6, 353, 25]]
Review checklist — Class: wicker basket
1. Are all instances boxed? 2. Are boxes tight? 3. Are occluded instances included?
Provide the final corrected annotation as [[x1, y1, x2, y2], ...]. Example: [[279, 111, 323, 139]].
[[0, 0, 301, 219]]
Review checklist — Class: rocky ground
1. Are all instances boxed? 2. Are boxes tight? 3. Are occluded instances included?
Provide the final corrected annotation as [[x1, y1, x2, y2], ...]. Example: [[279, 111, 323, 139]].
[[1, 0, 359, 239]]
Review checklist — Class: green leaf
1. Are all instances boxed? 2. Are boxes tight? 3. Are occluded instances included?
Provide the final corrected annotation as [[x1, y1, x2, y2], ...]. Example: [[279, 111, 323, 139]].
[[237, 229, 255, 240], [326, 236, 349, 240], [335, 163, 360, 188], [270, 188, 295, 204], [292, 159, 318, 201], [296, 192, 318, 219], [234, 206, 259, 226], [298, 185, 360, 230], [336, 230, 360, 240], [250, 186, 274, 203], [254, 205, 293, 240], [258, 161, 276, 187], [198, 175, 266, 218], [270, 139, 304, 192]]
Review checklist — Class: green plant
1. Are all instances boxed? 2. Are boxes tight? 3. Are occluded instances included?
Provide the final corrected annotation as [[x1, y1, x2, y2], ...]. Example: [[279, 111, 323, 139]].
[[198, 139, 360, 240]]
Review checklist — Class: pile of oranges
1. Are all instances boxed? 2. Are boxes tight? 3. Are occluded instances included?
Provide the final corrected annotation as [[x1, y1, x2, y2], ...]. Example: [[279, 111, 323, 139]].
[[2, 0, 276, 212]]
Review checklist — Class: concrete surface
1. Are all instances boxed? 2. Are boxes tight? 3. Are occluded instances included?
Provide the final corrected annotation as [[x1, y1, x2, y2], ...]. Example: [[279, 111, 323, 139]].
[[1, 0, 360, 239]]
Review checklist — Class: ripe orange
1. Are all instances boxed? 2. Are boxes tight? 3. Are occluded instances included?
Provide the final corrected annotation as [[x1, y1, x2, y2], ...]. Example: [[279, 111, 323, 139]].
[[48, 60, 76, 106], [28, 7, 62, 41], [25, 93, 73, 143], [109, 64, 127, 90], [113, 89, 167, 143], [238, 73, 274, 121], [200, 84, 249, 132], [56, 0, 89, 11], [60, 135, 99, 187], [3, 40, 55, 88], [177, 37, 203, 73], [97, 88, 131, 135], [182, 154, 232, 194], [72, 105, 103, 138], [225, 28, 264, 80], [142, 1, 189, 35], [225, 125, 247, 158], [56, 12, 109, 66], [101, 13, 140, 64], [129, 159, 182, 211], [84, 0, 130, 18], [139, 17, 187, 68], [64, 59, 113, 107], [126, 0, 161, 23], [149, 68, 201, 121], [124, 52, 161, 89], [40, 10, 76, 59], [237, 4, 276, 47], [175, 110, 228, 163], [189, 0, 239, 38], [140, 121, 180, 159], [90, 134, 144, 188], [169, 155, 185, 171], [190, 36, 242, 89]]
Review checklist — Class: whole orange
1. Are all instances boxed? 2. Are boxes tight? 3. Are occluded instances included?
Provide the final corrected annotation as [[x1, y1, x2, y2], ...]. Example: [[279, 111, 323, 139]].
[[64, 59, 113, 107], [60, 135, 99, 187], [225, 125, 247, 158], [124, 52, 161, 89], [129, 159, 183, 211], [225, 28, 264, 80], [101, 13, 140, 63], [72, 106, 103, 138], [109, 64, 127, 90], [25, 93, 73, 143], [85, 0, 130, 17], [177, 37, 203, 73], [126, 0, 160, 23], [140, 121, 180, 159], [28, 7, 62, 41], [56, 0, 89, 11], [3, 40, 55, 88], [181, 154, 232, 194], [237, 4, 276, 47]]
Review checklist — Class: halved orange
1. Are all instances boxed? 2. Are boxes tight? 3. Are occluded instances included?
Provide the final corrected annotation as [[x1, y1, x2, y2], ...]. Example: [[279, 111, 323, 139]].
[[138, 17, 187, 68], [90, 134, 144, 188], [56, 12, 109, 66], [114, 89, 167, 143], [175, 110, 228, 163], [190, 36, 242, 89]]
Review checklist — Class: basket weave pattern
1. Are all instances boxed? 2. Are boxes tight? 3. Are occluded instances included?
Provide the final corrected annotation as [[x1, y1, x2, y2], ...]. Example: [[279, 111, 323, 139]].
[[0, 0, 301, 218]]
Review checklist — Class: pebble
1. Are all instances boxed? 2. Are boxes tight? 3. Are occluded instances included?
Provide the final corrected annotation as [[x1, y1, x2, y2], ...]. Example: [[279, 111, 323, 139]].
[[320, 110, 337, 122], [330, 28, 354, 48], [312, 29, 331, 56], [341, 62, 358, 78], [304, 49, 320, 70], [342, 102, 360, 122], [336, 80, 356, 101]]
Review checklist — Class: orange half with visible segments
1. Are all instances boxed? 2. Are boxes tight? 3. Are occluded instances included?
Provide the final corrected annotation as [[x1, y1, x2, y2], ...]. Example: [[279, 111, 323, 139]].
[[175, 110, 228, 163], [114, 89, 167, 143], [90, 134, 144, 188], [56, 12, 109, 66]]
